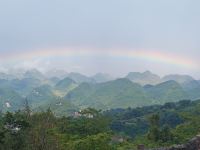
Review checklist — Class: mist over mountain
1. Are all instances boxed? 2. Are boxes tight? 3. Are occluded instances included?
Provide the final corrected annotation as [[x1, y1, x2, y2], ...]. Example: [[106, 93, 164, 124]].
[[67, 72, 95, 83], [0, 69, 199, 113], [91, 73, 114, 83], [162, 74, 195, 84], [23, 69, 46, 80], [44, 69, 68, 79], [125, 71, 161, 85]]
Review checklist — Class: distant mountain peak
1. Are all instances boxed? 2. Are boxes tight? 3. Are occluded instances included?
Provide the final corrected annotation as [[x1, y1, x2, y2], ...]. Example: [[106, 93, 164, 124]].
[[144, 70, 152, 74], [68, 72, 95, 83], [126, 71, 161, 85], [55, 77, 76, 88], [23, 69, 45, 80], [162, 74, 194, 84], [92, 73, 113, 83], [44, 69, 68, 79]]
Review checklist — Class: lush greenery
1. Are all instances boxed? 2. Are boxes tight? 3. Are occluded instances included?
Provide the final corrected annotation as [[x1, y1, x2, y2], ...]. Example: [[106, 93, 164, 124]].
[[65, 79, 200, 109], [0, 70, 200, 149], [106, 99, 200, 149], [1, 70, 200, 113], [0, 107, 113, 150], [0, 99, 200, 150]]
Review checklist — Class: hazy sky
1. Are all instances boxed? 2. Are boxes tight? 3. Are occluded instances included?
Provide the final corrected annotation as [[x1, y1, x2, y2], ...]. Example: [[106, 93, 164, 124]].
[[0, 0, 200, 78]]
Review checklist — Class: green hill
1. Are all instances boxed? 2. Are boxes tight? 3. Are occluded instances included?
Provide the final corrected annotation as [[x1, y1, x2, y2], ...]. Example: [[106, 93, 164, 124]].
[[0, 87, 24, 112], [181, 80, 200, 99], [65, 78, 151, 109], [26, 85, 57, 108], [0, 71, 199, 114], [144, 80, 189, 104], [54, 77, 78, 97], [64, 79, 200, 110], [55, 77, 76, 89], [105, 99, 200, 144], [10, 78, 42, 96], [38, 99, 78, 116]]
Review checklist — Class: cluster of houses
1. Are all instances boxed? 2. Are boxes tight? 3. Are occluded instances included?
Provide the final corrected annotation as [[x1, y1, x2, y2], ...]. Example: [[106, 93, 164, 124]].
[[73, 109, 94, 118]]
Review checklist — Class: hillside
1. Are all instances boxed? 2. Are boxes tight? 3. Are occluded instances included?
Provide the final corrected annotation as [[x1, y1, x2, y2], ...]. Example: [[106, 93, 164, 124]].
[[0, 87, 24, 112], [181, 80, 200, 99], [144, 80, 189, 104], [54, 77, 77, 96], [105, 99, 200, 149], [64, 78, 199, 110], [65, 78, 152, 109], [26, 85, 57, 108]]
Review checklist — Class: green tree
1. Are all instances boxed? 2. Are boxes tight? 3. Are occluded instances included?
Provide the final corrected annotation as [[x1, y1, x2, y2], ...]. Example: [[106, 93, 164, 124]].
[[0, 111, 30, 150], [160, 125, 173, 142], [67, 133, 114, 150], [147, 113, 160, 141]]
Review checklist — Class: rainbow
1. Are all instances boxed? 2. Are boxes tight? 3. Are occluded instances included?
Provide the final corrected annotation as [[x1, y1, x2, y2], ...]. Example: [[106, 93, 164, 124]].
[[0, 47, 198, 69]]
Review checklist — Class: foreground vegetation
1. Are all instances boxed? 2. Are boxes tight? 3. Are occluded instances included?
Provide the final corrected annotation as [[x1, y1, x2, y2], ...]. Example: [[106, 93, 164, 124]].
[[0, 99, 200, 150]]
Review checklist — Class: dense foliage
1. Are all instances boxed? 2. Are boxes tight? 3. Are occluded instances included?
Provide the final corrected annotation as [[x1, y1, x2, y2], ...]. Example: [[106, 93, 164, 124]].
[[0, 99, 199, 149]]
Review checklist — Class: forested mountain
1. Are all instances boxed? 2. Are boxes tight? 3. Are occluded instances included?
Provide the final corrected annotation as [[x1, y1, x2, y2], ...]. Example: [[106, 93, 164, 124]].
[[26, 85, 57, 108], [55, 78, 76, 89], [181, 80, 200, 99], [0, 87, 24, 111], [0, 69, 199, 113], [9, 78, 42, 95], [65, 78, 150, 109], [54, 77, 78, 97], [144, 80, 188, 104], [104, 99, 200, 149], [65, 78, 199, 109]]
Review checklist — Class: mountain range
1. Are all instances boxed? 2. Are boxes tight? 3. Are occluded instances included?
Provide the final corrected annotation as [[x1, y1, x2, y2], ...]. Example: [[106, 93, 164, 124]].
[[0, 69, 199, 114]]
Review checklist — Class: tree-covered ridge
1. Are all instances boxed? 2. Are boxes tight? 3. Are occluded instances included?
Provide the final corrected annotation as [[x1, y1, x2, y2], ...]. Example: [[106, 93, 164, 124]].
[[0, 99, 200, 150], [0, 70, 200, 113], [106, 99, 200, 149], [0, 107, 113, 150], [65, 79, 200, 109]]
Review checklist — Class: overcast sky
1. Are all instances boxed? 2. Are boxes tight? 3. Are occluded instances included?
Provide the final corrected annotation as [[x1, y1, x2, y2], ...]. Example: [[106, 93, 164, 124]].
[[0, 0, 200, 78]]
